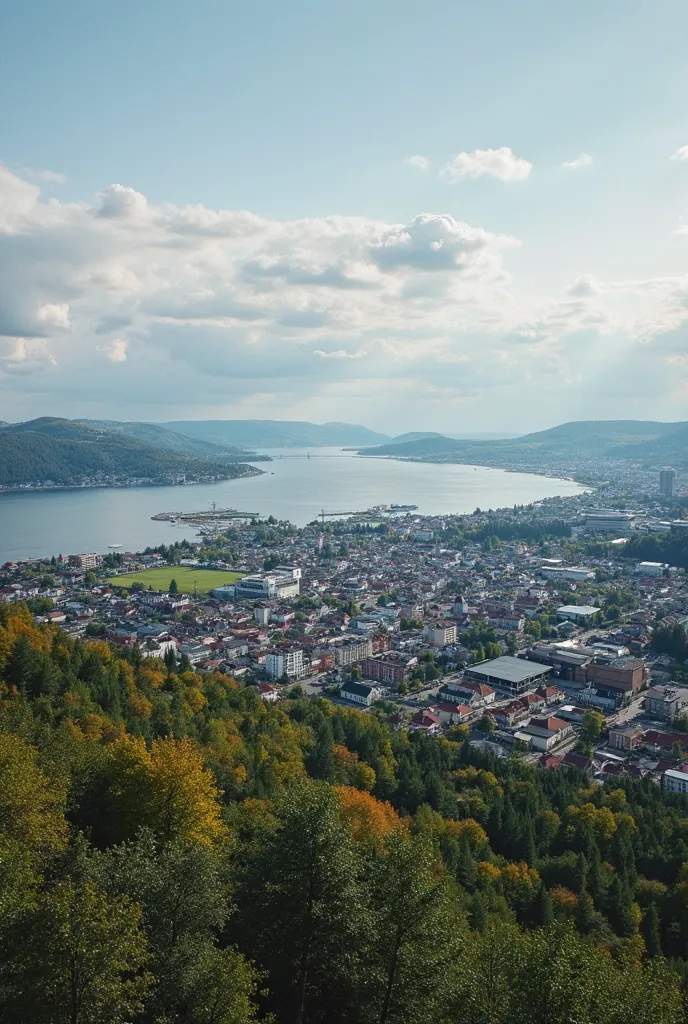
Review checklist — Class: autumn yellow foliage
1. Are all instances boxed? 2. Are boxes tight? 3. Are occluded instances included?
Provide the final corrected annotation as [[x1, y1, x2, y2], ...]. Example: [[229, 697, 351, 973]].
[[106, 735, 228, 846], [335, 785, 405, 848]]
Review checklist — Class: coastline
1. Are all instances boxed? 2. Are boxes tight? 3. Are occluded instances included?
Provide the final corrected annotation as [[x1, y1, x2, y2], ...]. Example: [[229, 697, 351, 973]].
[[358, 454, 595, 493], [0, 464, 264, 495]]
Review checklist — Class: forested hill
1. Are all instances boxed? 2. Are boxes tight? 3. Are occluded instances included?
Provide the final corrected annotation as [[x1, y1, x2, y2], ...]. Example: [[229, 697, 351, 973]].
[[164, 418, 390, 447], [78, 419, 267, 462], [0, 418, 262, 487], [0, 602, 687, 1023], [359, 418, 688, 473]]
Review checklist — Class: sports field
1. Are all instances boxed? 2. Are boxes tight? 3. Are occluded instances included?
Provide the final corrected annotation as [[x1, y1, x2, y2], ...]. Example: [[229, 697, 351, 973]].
[[107, 567, 245, 595]]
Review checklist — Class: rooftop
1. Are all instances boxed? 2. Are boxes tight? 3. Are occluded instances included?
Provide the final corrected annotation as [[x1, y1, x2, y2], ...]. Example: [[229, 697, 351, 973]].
[[466, 656, 551, 685]]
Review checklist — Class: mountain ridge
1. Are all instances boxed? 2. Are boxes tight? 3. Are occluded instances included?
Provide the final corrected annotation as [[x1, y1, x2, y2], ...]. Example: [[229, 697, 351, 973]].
[[0, 418, 262, 489]]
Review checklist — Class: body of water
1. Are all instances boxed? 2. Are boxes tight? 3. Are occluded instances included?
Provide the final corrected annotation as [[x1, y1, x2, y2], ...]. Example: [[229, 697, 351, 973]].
[[0, 448, 587, 562]]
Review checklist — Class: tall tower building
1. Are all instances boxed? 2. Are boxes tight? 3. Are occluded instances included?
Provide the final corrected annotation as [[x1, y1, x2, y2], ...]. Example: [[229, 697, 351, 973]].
[[659, 468, 676, 498]]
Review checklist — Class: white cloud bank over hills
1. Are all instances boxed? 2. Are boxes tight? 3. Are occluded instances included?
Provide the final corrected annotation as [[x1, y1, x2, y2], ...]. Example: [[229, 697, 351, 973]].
[[1, 163, 688, 431]]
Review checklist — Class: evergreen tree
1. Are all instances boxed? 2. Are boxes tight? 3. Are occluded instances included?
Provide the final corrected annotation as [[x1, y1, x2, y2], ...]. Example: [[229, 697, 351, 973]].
[[235, 781, 365, 1024], [575, 883, 596, 935], [643, 903, 663, 958], [531, 884, 553, 929], [456, 834, 478, 892], [169, 578, 178, 594], [363, 831, 466, 1024]]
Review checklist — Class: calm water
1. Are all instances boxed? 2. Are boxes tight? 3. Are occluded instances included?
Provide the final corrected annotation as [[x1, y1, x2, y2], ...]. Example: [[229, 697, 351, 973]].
[[0, 448, 587, 561]]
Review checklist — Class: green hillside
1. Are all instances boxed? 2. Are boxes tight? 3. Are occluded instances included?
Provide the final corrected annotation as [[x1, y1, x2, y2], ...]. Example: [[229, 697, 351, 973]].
[[78, 419, 267, 462], [359, 418, 688, 478], [0, 418, 262, 488], [164, 418, 390, 447]]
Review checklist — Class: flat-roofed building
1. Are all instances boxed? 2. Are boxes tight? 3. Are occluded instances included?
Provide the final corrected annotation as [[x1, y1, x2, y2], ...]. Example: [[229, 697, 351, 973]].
[[556, 605, 600, 624], [424, 621, 457, 646], [463, 655, 552, 696], [663, 768, 688, 794]]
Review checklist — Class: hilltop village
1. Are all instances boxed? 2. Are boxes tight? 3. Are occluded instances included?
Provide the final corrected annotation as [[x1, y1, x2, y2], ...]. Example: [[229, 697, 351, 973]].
[[5, 489, 688, 792]]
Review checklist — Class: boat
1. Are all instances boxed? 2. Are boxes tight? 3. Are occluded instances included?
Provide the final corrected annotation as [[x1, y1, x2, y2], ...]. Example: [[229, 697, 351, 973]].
[[390, 504, 419, 512], [108, 543, 122, 548]]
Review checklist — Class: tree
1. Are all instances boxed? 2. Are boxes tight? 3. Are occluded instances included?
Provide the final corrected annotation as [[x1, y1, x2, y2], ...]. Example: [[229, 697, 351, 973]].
[[0, 734, 67, 866], [475, 714, 495, 735], [169, 578, 179, 594], [581, 710, 604, 747], [363, 831, 467, 1024], [0, 878, 150, 1024], [642, 903, 662, 957], [335, 786, 401, 849], [101, 737, 227, 847], [93, 830, 260, 1023], [456, 833, 478, 892], [235, 781, 365, 1024]]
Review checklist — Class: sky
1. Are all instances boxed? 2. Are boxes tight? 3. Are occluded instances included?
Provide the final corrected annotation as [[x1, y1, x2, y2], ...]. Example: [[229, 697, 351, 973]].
[[2, 0, 688, 435]]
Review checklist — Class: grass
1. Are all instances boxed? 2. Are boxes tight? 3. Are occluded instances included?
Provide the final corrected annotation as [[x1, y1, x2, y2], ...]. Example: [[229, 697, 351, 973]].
[[106, 566, 245, 596]]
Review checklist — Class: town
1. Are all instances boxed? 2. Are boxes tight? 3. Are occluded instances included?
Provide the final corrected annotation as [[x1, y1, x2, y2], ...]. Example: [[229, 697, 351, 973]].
[[4, 466, 688, 795]]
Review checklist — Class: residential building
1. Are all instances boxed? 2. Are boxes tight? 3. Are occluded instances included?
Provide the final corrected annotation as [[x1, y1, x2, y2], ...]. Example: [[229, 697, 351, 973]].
[[257, 683, 280, 702], [663, 768, 688, 794], [361, 651, 418, 685], [608, 726, 644, 751], [334, 637, 373, 666], [440, 679, 496, 705], [424, 620, 457, 646], [265, 648, 306, 680], [409, 710, 440, 734], [644, 685, 688, 720], [69, 553, 101, 570], [659, 468, 676, 498]]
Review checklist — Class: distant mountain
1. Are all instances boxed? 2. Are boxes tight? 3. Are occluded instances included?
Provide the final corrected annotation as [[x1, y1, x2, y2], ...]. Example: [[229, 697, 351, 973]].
[[517, 420, 678, 445], [78, 419, 266, 463], [163, 419, 390, 448], [387, 431, 448, 444], [359, 419, 688, 480], [0, 418, 262, 489]]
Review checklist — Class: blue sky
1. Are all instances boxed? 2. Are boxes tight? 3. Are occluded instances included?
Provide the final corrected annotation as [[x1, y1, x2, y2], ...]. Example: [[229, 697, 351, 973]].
[[2, 0, 688, 432]]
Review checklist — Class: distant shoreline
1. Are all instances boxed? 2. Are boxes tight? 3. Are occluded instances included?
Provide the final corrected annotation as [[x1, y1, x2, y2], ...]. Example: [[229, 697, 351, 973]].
[[0, 465, 264, 495], [358, 454, 594, 493]]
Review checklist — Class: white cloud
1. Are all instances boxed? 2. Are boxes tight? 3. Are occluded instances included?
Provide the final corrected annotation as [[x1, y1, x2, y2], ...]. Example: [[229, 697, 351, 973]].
[[566, 274, 602, 297], [561, 153, 592, 170], [2, 160, 688, 428], [671, 145, 688, 161], [103, 338, 128, 362], [440, 147, 532, 183], [313, 348, 366, 359], [403, 154, 430, 171], [37, 169, 67, 183]]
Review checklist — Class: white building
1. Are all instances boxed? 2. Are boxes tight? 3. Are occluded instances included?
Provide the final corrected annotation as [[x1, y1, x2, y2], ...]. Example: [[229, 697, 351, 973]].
[[663, 769, 688, 795], [235, 573, 301, 601], [556, 605, 601, 623], [265, 649, 306, 680], [540, 566, 595, 582], [339, 681, 381, 706], [583, 511, 635, 534], [635, 561, 670, 577], [424, 621, 458, 646]]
